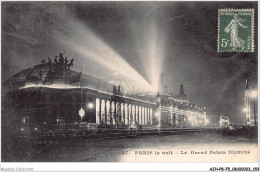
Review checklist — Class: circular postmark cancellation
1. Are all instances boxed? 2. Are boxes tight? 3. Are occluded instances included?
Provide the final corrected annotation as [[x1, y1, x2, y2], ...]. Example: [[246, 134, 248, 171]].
[[218, 9, 255, 53]]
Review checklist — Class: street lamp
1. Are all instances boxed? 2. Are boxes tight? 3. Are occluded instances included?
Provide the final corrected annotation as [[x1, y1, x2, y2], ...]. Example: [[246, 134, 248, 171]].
[[79, 107, 85, 121]]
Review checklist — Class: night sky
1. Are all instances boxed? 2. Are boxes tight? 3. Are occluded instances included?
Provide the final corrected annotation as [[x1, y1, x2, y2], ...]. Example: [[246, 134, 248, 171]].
[[1, 1, 258, 125]]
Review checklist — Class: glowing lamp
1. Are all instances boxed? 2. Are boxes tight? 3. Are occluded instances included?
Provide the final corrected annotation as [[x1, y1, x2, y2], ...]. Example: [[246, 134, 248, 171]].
[[155, 111, 160, 117], [242, 107, 247, 113], [88, 103, 94, 109], [79, 107, 85, 121], [250, 90, 258, 98], [22, 118, 26, 124], [229, 126, 234, 130]]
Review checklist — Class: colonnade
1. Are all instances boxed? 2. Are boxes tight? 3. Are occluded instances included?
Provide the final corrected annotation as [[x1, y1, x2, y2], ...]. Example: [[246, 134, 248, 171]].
[[160, 105, 206, 127], [95, 98, 153, 125]]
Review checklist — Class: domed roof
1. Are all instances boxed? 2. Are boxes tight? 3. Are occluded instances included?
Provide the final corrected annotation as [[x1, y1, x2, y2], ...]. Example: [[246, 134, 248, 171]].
[[4, 61, 80, 89], [4, 53, 148, 95]]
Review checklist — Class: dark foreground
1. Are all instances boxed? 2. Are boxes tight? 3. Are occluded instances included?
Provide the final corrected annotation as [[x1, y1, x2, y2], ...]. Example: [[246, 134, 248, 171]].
[[2, 127, 258, 162]]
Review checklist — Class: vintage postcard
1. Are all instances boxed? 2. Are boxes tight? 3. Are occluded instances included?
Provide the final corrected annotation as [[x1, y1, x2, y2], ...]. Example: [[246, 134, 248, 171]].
[[1, 1, 258, 171]]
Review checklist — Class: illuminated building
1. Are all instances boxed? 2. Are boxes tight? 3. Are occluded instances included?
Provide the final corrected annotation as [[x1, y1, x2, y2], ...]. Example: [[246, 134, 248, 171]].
[[219, 115, 230, 128], [2, 54, 207, 129], [147, 82, 207, 128]]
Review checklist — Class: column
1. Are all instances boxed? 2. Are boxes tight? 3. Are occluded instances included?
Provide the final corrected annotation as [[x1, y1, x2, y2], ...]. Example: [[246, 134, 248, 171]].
[[127, 104, 129, 124], [101, 99, 106, 124], [137, 105, 139, 124], [109, 101, 112, 125], [157, 107, 162, 128], [121, 103, 124, 123], [99, 99, 102, 124], [150, 108, 153, 125], [124, 103, 127, 124], [123, 103, 125, 124], [95, 98, 100, 124], [140, 106, 142, 125], [118, 102, 121, 123], [125, 104, 127, 124], [133, 105, 136, 123], [142, 107, 145, 125], [134, 105, 137, 123], [145, 107, 148, 125], [120, 103, 123, 124], [148, 108, 150, 124], [170, 105, 173, 126], [104, 100, 107, 124], [127, 104, 131, 124], [133, 104, 136, 124], [130, 104, 133, 124], [174, 107, 177, 127], [173, 113, 176, 127], [114, 102, 117, 124], [146, 107, 148, 124], [143, 107, 145, 125]]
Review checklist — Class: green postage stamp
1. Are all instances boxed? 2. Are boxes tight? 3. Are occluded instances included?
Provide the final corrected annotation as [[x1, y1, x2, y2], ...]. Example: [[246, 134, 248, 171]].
[[218, 9, 254, 52]]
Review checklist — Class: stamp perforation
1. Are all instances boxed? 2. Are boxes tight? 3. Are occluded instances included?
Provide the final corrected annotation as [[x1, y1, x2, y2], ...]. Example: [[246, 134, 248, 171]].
[[217, 8, 255, 53]]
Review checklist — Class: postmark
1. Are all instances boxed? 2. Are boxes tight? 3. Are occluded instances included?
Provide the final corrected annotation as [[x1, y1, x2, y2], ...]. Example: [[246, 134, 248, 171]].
[[218, 9, 254, 52]]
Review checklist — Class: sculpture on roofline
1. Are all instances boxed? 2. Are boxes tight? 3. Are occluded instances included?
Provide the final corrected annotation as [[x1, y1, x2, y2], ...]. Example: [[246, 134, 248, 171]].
[[42, 52, 74, 69]]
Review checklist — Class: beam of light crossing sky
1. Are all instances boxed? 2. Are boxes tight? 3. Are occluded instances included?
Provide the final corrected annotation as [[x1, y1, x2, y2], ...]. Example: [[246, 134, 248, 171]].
[[54, 17, 154, 93], [146, 22, 165, 92], [130, 19, 166, 93]]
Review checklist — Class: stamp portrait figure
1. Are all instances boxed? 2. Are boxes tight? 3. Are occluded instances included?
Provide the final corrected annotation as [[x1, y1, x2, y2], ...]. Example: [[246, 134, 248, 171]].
[[224, 14, 248, 51]]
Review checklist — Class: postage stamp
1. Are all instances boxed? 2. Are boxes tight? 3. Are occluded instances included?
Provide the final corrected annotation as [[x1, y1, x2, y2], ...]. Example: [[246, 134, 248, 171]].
[[218, 9, 254, 52]]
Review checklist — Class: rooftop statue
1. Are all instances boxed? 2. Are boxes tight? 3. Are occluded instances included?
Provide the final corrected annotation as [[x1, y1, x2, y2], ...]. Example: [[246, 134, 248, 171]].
[[67, 58, 74, 70], [58, 52, 65, 66], [41, 52, 75, 70], [40, 59, 46, 64], [64, 57, 69, 66], [48, 57, 52, 64], [54, 56, 58, 64]]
